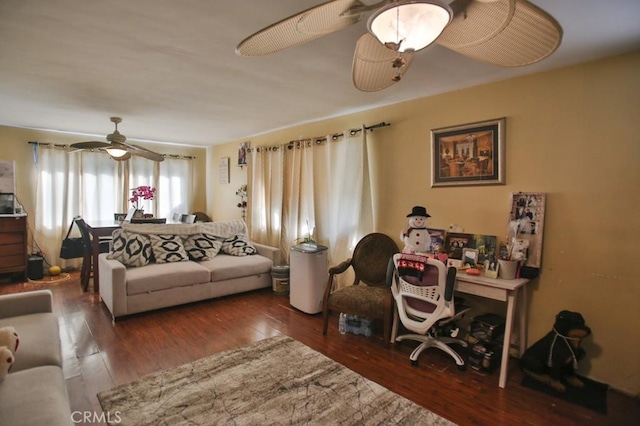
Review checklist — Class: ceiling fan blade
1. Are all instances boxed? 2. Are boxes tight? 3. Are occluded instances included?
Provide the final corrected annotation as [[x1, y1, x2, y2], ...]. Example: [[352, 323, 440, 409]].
[[124, 143, 165, 162], [352, 33, 415, 92], [438, 0, 562, 67], [70, 141, 110, 150], [236, 0, 365, 56]]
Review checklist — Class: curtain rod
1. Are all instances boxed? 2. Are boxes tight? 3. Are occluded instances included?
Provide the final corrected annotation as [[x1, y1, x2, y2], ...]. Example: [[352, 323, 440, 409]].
[[249, 121, 391, 152], [300, 121, 391, 144], [27, 141, 196, 160]]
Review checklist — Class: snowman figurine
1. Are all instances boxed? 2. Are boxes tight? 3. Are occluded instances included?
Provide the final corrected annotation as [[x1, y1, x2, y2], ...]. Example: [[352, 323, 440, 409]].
[[401, 206, 432, 255]]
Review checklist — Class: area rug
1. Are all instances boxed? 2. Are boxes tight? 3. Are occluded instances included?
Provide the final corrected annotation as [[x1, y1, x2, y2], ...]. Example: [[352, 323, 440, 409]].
[[521, 375, 608, 414], [98, 336, 455, 425]]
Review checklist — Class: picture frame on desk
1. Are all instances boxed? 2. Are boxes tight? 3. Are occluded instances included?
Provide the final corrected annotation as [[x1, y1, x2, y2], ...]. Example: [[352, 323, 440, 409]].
[[484, 257, 499, 279], [431, 117, 506, 187], [427, 228, 446, 253], [445, 232, 473, 259], [462, 248, 479, 268]]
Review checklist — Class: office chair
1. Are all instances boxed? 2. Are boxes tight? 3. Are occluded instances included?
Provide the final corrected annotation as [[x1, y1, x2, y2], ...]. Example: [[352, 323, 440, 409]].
[[388, 253, 469, 368]]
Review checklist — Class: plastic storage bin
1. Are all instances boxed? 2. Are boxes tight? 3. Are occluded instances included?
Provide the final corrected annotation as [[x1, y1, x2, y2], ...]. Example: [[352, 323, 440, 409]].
[[271, 265, 290, 295]]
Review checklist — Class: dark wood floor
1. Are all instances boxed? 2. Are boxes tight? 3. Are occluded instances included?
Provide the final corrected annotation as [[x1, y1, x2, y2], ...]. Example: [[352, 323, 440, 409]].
[[2, 274, 638, 425]]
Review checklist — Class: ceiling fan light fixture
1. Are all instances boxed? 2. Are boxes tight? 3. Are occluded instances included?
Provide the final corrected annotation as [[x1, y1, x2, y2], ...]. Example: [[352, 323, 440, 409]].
[[105, 147, 128, 158], [368, 0, 452, 53]]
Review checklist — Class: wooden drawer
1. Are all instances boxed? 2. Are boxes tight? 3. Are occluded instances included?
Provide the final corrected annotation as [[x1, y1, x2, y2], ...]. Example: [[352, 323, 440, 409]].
[[0, 243, 25, 257], [0, 233, 24, 245], [0, 217, 26, 232], [0, 254, 25, 268]]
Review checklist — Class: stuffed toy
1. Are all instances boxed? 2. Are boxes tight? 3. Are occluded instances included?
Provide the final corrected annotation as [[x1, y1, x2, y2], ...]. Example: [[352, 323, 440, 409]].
[[401, 206, 432, 255], [519, 310, 591, 392], [0, 346, 14, 381], [0, 326, 19, 354]]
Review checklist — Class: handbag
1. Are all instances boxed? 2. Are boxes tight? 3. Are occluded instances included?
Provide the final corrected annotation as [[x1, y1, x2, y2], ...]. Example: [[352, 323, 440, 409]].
[[59, 220, 85, 259]]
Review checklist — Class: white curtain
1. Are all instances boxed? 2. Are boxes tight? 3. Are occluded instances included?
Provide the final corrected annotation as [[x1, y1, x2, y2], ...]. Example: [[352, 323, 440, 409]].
[[158, 157, 193, 222], [34, 146, 193, 267], [248, 129, 373, 285], [249, 147, 284, 250], [282, 141, 316, 260], [314, 129, 373, 268], [35, 148, 118, 269]]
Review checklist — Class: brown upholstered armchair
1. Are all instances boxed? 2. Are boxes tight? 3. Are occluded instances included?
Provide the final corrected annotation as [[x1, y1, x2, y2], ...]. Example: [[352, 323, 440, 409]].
[[322, 233, 399, 342]]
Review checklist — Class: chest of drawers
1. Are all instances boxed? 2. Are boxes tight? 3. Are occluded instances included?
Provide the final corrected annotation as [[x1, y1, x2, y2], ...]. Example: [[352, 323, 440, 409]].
[[0, 215, 28, 280]]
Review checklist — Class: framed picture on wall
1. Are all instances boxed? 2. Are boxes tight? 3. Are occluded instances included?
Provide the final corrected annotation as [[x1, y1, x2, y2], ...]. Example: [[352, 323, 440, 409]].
[[238, 142, 249, 166], [431, 117, 506, 187], [219, 157, 230, 184]]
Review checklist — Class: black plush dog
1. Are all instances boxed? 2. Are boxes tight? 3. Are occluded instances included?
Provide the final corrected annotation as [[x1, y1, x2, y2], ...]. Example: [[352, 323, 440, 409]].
[[520, 310, 591, 392]]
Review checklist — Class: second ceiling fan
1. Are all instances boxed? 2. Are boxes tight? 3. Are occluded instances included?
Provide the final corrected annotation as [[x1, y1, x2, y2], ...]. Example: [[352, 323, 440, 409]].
[[70, 117, 164, 162], [235, 0, 562, 92]]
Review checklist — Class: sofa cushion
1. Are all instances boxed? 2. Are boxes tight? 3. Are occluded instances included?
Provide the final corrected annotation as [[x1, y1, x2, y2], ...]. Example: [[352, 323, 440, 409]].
[[107, 230, 152, 267], [150, 234, 189, 263], [0, 313, 62, 373], [0, 366, 72, 426], [221, 234, 257, 256], [199, 253, 272, 282], [182, 233, 223, 261], [126, 261, 211, 295]]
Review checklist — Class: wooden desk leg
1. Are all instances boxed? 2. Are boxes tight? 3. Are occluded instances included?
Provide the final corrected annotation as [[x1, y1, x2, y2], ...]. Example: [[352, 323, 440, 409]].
[[91, 235, 100, 293], [499, 290, 517, 388], [519, 287, 528, 356]]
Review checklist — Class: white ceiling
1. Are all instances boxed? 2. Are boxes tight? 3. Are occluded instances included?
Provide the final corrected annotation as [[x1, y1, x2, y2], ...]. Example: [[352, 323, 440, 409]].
[[1, 0, 639, 147]]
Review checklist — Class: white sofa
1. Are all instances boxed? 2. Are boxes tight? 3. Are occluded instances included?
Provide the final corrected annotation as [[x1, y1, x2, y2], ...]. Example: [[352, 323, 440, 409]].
[[0, 290, 72, 426], [99, 220, 281, 319]]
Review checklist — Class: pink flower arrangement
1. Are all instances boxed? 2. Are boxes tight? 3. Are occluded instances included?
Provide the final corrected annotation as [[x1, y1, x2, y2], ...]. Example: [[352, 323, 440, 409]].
[[130, 185, 156, 210]]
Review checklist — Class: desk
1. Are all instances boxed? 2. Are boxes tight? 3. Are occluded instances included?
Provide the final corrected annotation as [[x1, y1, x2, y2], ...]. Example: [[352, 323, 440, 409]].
[[455, 273, 530, 388], [85, 221, 121, 293]]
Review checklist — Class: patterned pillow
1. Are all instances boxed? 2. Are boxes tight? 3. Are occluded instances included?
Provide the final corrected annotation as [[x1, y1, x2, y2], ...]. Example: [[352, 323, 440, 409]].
[[150, 234, 189, 263], [107, 230, 152, 267], [221, 234, 257, 256], [182, 233, 222, 261]]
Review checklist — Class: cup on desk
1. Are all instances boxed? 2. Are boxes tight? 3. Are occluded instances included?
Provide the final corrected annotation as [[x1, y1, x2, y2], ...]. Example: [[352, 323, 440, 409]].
[[498, 259, 519, 280]]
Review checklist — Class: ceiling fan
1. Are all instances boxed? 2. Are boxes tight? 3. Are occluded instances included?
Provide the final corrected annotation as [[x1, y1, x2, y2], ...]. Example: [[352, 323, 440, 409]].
[[235, 0, 562, 92], [70, 117, 164, 162]]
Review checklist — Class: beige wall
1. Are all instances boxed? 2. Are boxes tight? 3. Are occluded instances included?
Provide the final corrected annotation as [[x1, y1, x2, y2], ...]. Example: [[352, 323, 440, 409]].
[[210, 52, 640, 394], [0, 126, 208, 250]]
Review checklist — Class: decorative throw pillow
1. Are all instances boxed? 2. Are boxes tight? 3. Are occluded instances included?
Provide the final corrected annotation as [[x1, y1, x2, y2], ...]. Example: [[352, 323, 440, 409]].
[[107, 230, 152, 267], [182, 233, 222, 261], [221, 234, 257, 256], [150, 234, 189, 263]]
